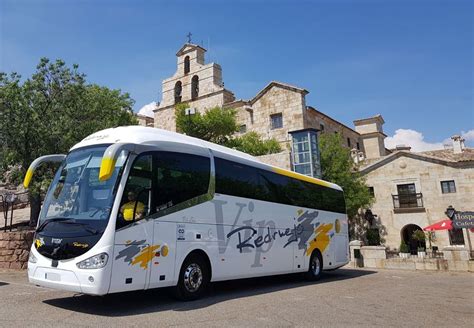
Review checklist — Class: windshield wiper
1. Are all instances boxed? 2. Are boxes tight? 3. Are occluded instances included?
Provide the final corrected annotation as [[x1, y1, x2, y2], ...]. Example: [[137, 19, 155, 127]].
[[36, 218, 75, 233]]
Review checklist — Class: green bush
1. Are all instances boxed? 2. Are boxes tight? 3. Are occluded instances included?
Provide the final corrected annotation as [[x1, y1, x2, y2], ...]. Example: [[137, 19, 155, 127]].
[[412, 230, 426, 242], [399, 241, 410, 253], [366, 228, 381, 246]]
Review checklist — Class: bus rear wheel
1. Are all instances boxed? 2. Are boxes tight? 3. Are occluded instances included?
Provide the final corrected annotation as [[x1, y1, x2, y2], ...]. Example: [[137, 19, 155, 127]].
[[175, 254, 209, 301], [305, 250, 323, 281]]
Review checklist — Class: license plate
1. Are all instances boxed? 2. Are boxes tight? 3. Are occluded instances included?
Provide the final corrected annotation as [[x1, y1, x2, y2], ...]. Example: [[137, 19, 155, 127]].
[[45, 272, 61, 281]]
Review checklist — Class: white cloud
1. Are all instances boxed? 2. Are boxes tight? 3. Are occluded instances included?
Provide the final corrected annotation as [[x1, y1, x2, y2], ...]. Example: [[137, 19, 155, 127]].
[[137, 102, 156, 118], [462, 129, 474, 142], [385, 129, 446, 152]]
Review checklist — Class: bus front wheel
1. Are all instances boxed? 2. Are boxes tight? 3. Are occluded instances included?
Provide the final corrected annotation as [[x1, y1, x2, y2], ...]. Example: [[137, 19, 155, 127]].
[[175, 254, 210, 301], [306, 250, 323, 281]]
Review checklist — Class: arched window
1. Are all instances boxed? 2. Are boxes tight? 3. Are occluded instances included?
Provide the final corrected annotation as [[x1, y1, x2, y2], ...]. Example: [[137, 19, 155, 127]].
[[174, 81, 182, 104], [184, 56, 190, 74], [191, 75, 199, 100]]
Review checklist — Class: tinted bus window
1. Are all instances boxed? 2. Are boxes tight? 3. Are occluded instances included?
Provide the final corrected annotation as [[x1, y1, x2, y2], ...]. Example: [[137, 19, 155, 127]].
[[155, 152, 210, 212], [215, 158, 261, 199], [215, 158, 345, 214]]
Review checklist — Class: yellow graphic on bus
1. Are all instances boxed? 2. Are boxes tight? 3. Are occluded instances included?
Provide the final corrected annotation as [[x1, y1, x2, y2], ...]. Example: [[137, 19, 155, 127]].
[[131, 245, 160, 270], [306, 223, 333, 256]]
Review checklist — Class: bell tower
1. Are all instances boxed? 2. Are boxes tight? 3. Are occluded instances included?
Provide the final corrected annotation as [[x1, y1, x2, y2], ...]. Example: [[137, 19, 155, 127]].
[[154, 41, 235, 131]]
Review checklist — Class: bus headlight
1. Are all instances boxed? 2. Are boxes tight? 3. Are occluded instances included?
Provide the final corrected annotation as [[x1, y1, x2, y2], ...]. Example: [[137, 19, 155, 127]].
[[76, 253, 108, 269], [28, 251, 37, 263]]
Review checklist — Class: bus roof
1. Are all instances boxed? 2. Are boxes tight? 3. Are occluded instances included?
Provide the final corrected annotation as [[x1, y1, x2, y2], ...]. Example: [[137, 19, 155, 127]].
[[71, 126, 342, 191]]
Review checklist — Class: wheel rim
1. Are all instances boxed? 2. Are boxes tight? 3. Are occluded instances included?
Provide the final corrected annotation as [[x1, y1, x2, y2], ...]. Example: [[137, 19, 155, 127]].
[[311, 256, 321, 276], [183, 263, 203, 293]]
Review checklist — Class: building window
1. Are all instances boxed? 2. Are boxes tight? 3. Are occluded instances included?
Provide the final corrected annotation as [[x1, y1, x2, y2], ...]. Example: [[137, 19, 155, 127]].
[[449, 228, 465, 245], [291, 130, 321, 178], [357, 142, 360, 150], [174, 81, 182, 104], [319, 123, 325, 132], [368, 187, 375, 197], [441, 180, 456, 194], [184, 56, 190, 74], [191, 75, 199, 100], [270, 113, 283, 129], [393, 183, 423, 208], [239, 124, 247, 133], [347, 138, 351, 148]]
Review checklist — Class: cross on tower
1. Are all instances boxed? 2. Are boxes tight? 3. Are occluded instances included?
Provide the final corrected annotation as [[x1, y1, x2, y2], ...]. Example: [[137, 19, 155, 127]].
[[186, 32, 192, 44]]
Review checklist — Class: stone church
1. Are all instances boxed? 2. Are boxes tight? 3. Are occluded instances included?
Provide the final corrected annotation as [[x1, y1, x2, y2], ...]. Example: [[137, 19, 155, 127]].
[[149, 42, 378, 177]]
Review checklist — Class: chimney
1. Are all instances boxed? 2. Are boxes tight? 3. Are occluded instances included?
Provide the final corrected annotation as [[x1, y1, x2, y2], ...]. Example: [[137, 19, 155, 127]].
[[451, 135, 465, 154], [395, 145, 411, 152], [350, 149, 365, 164], [350, 149, 359, 164]]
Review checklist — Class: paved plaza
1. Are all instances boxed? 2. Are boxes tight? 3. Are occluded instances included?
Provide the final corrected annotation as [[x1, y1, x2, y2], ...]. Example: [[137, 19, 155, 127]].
[[0, 268, 472, 327]]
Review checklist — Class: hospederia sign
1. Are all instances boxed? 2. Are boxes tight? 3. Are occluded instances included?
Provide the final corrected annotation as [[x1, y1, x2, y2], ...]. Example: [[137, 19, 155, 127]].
[[453, 211, 474, 229]]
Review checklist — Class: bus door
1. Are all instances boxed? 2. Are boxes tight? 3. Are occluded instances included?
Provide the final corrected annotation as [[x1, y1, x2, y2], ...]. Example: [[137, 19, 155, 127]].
[[110, 154, 154, 293]]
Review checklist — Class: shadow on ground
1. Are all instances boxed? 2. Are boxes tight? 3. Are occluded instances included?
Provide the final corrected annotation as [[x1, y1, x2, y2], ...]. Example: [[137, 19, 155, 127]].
[[0, 282, 9, 287], [43, 268, 376, 317]]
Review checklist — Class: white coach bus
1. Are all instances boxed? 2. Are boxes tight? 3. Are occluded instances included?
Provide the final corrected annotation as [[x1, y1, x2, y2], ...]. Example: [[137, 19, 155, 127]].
[[25, 126, 349, 300]]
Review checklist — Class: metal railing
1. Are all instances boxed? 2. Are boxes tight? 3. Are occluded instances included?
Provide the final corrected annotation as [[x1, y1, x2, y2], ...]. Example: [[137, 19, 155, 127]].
[[392, 193, 424, 209], [0, 193, 15, 232]]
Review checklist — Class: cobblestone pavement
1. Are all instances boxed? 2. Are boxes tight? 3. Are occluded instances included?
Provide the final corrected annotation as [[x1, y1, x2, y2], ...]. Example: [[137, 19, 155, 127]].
[[0, 268, 472, 327]]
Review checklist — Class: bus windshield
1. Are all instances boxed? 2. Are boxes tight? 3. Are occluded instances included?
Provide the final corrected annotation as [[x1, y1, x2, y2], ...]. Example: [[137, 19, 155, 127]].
[[39, 145, 127, 234]]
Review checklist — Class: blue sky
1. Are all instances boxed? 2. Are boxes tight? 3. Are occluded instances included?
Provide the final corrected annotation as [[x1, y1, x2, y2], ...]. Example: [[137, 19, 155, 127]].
[[1, 0, 473, 149]]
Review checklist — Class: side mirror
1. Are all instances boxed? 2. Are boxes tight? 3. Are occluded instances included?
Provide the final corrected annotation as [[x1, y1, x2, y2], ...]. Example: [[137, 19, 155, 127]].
[[23, 154, 66, 188]]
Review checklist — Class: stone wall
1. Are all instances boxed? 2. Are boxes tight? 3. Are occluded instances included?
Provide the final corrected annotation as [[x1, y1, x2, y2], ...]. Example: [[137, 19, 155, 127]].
[[257, 150, 292, 170], [349, 244, 474, 272], [137, 114, 154, 127], [0, 230, 34, 270], [305, 107, 363, 153]]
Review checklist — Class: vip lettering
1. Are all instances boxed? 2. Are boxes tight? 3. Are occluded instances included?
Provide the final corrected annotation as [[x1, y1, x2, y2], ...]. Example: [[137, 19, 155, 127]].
[[213, 200, 254, 254], [226, 223, 305, 253]]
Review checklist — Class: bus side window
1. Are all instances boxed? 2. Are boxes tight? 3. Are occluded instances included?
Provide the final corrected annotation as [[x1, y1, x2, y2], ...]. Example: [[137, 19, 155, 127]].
[[154, 152, 210, 212], [117, 154, 153, 229]]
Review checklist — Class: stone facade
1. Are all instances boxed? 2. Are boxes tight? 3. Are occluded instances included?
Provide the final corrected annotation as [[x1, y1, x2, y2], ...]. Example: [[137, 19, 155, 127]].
[[360, 143, 474, 251], [306, 107, 364, 153], [227, 82, 308, 151], [137, 114, 154, 127], [256, 150, 292, 171], [0, 230, 34, 270], [354, 115, 387, 159]]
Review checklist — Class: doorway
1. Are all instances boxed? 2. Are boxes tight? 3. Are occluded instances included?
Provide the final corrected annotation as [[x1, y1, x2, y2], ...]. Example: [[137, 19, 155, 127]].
[[401, 224, 426, 255]]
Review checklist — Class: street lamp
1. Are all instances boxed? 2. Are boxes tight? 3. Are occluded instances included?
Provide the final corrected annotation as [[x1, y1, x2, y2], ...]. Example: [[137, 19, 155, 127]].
[[445, 205, 456, 220]]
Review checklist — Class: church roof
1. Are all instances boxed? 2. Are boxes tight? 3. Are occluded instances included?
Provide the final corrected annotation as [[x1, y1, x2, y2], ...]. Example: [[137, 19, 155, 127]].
[[249, 81, 309, 105], [359, 148, 474, 174], [176, 43, 207, 56]]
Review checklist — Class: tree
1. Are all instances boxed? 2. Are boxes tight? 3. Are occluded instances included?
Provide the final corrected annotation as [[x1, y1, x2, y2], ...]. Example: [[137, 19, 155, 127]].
[[175, 103, 281, 155], [175, 103, 238, 144], [226, 132, 281, 156], [318, 133, 374, 239], [0, 58, 137, 226]]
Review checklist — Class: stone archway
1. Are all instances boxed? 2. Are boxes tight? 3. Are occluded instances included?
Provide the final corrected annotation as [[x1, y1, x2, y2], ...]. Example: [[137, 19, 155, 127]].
[[401, 224, 426, 255]]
